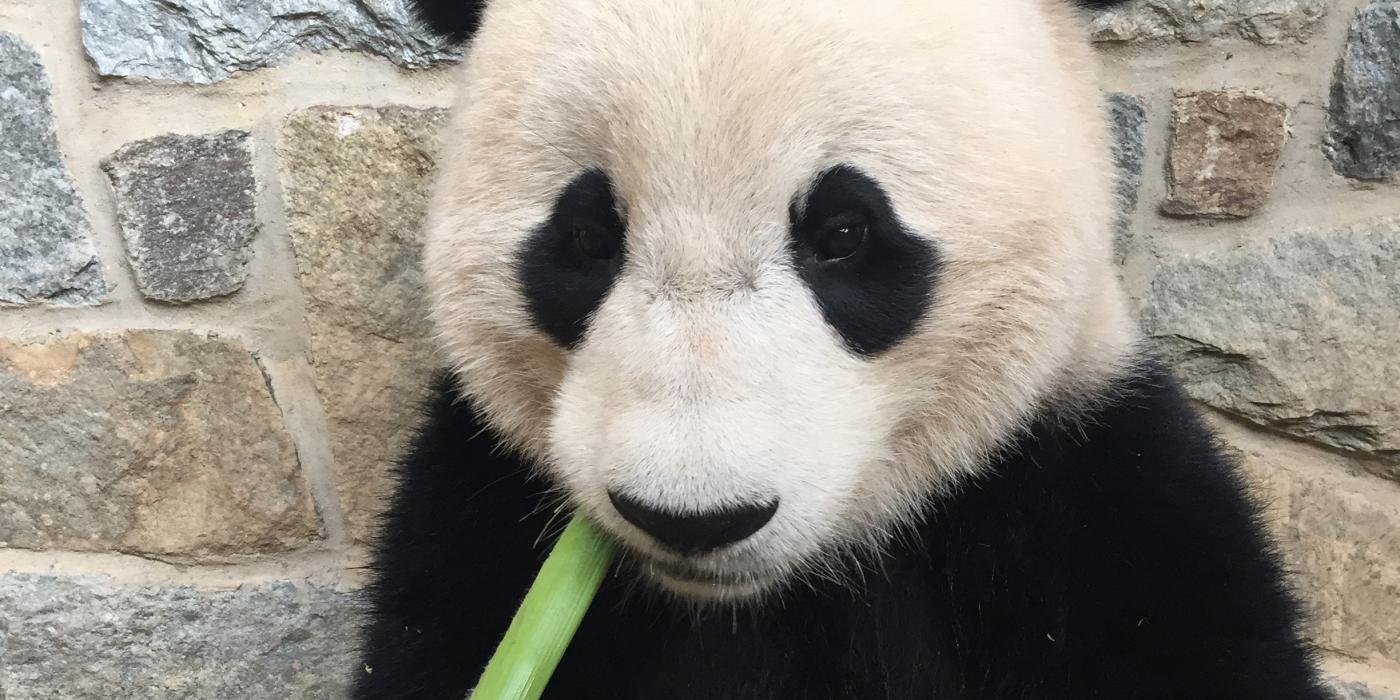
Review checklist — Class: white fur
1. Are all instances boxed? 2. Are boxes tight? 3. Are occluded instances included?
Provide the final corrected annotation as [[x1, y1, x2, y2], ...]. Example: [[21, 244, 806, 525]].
[[423, 0, 1138, 600]]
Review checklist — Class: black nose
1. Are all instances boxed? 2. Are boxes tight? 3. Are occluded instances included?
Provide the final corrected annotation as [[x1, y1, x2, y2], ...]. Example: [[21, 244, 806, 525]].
[[607, 491, 778, 553]]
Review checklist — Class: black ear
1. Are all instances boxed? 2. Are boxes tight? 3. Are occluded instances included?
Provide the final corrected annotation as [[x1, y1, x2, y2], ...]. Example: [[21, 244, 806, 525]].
[[407, 0, 489, 44], [1073, 0, 1132, 7]]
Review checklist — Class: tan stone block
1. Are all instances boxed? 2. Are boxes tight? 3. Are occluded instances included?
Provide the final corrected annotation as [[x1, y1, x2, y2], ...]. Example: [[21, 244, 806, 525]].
[[0, 331, 320, 557], [280, 106, 447, 541], [1216, 418, 1400, 663]]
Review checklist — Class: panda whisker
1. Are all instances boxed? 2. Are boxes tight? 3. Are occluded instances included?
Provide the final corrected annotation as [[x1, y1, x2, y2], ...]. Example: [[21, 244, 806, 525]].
[[530, 495, 574, 549], [457, 471, 520, 509], [518, 491, 559, 523], [507, 113, 587, 172]]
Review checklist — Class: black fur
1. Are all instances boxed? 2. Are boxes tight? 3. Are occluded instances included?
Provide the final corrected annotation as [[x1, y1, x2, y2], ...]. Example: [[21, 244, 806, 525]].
[[789, 166, 938, 356], [406, 0, 487, 44], [1074, 0, 1134, 8], [518, 169, 628, 349], [353, 360, 1327, 699]]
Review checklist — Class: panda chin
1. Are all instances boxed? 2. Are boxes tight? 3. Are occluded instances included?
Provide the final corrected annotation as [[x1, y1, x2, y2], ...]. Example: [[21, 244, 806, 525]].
[[625, 551, 785, 602], [643, 559, 777, 602]]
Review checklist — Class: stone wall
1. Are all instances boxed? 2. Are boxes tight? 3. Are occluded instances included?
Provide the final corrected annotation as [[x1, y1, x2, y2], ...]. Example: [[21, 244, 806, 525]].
[[0, 0, 1396, 697]]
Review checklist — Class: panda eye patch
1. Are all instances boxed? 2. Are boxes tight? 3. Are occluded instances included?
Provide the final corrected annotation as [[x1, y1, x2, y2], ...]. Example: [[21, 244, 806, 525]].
[[788, 165, 938, 356], [518, 169, 627, 349]]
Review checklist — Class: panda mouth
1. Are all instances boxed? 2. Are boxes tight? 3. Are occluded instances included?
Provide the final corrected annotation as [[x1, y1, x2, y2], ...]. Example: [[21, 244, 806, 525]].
[[595, 507, 789, 598], [650, 560, 753, 586], [631, 554, 782, 599]]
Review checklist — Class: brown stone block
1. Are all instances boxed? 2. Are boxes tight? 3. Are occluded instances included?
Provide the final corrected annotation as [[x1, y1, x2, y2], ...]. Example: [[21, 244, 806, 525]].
[[1161, 91, 1287, 219]]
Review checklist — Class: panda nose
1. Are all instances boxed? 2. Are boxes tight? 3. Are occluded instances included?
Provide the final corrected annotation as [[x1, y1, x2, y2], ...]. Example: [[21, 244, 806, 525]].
[[607, 491, 778, 554]]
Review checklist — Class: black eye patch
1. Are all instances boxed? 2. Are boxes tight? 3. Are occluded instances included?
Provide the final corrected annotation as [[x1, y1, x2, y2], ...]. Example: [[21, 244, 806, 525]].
[[788, 165, 938, 356], [518, 169, 627, 349]]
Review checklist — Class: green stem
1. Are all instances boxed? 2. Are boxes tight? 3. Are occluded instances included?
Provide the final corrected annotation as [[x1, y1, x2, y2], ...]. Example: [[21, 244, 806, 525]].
[[471, 516, 616, 700]]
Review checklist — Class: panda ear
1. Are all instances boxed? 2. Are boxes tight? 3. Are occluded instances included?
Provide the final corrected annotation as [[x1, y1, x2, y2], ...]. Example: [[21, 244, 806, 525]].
[[407, 0, 489, 44], [1072, 0, 1132, 7]]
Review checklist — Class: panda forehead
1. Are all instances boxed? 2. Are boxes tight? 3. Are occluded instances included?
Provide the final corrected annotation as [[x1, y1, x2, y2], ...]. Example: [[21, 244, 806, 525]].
[[535, 72, 882, 207], [455, 0, 1086, 251], [483, 4, 943, 179], [468, 0, 1068, 153]]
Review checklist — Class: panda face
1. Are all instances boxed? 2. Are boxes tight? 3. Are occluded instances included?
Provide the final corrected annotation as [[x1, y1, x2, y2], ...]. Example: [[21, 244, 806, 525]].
[[539, 164, 925, 598], [424, 0, 1135, 601]]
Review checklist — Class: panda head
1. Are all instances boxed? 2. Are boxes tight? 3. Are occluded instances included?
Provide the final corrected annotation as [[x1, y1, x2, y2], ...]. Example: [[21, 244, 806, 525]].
[[416, 0, 1136, 602]]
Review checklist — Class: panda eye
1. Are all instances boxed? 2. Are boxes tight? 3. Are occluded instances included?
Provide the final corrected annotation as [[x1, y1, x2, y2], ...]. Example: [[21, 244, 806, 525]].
[[814, 218, 868, 262], [573, 223, 620, 260]]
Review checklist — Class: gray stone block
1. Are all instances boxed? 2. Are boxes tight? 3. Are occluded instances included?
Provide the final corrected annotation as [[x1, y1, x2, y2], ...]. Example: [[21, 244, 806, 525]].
[[1090, 0, 1327, 44], [1106, 92, 1145, 262], [0, 573, 358, 699], [1325, 0, 1400, 181], [0, 32, 106, 306], [79, 0, 460, 84], [103, 131, 258, 303], [1327, 678, 1400, 700], [1143, 220, 1400, 467]]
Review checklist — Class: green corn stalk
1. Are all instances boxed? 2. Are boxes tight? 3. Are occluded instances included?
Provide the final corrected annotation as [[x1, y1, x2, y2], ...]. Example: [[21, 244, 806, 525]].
[[471, 515, 616, 700]]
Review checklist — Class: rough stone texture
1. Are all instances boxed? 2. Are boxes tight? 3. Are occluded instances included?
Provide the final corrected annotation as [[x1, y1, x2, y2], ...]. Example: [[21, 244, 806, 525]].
[[0, 573, 357, 699], [0, 32, 106, 306], [280, 107, 446, 541], [1144, 220, 1400, 466], [102, 131, 258, 303], [1324, 0, 1400, 181], [1328, 678, 1400, 700], [79, 0, 459, 84], [1161, 91, 1288, 219], [1106, 92, 1145, 261], [1223, 421, 1400, 664], [1089, 0, 1327, 44], [0, 331, 320, 557]]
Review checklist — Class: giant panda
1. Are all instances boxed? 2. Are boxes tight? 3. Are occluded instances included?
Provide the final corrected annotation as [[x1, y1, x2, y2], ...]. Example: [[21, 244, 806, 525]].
[[353, 0, 1330, 697]]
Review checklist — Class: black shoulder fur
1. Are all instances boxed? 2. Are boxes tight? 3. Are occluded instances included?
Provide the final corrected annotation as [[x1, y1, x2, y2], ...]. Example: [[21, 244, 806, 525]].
[[1075, 0, 1134, 7], [352, 359, 1327, 699], [407, 0, 487, 44]]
